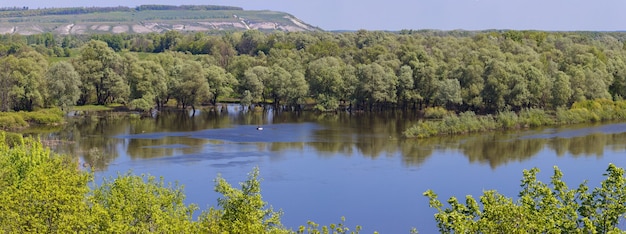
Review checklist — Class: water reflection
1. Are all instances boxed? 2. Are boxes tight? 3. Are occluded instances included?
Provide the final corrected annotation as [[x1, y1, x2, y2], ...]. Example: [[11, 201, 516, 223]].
[[39, 109, 626, 171]]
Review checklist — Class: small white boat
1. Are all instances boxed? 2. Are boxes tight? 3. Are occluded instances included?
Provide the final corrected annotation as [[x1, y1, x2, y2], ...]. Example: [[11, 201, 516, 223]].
[[257, 126, 264, 130]]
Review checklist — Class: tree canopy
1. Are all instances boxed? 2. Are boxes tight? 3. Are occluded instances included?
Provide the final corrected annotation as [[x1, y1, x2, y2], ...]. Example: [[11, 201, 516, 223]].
[[4, 30, 626, 113]]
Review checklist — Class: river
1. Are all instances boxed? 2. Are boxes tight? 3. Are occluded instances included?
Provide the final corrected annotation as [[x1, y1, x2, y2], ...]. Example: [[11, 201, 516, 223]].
[[38, 106, 626, 233]]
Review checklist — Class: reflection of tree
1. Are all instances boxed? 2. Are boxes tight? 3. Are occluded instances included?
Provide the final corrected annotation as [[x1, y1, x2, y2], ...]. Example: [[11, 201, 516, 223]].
[[399, 135, 467, 167], [41, 115, 128, 171], [268, 142, 305, 153], [309, 111, 418, 159], [126, 137, 209, 159], [459, 134, 547, 169], [45, 110, 626, 171], [149, 110, 233, 133], [547, 132, 626, 158], [306, 142, 354, 157]]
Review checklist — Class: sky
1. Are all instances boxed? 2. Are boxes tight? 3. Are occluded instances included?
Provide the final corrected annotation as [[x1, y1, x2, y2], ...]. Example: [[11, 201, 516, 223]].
[[1, 0, 625, 31]]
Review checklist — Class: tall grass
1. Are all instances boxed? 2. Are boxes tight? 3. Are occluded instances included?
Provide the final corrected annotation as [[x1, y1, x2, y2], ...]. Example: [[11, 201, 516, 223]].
[[423, 107, 453, 119], [405, 99, 626, 138], [404, 111, 499, 138], [0, 108, 64, 130]]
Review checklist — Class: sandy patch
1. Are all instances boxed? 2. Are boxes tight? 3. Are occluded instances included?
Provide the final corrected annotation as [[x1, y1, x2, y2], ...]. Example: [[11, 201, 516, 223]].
[[16, 25, 44, 35], [71, 24, 87, 34], [198, 21, 247, 29], [112, 25, 129, 33], [63, 24, 74, 34], [284, 16, 314, 31], [132, 24, 153, 33], [96, 25, 111, 31], [0, 27, 14, 34], [172, 24, 184, 30], [182, 25, 208, 31], [249, 22, 277, 30]]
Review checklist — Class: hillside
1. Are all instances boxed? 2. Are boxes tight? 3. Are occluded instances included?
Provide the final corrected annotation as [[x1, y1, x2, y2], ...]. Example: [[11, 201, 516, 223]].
[[0, 5, 320, 35]]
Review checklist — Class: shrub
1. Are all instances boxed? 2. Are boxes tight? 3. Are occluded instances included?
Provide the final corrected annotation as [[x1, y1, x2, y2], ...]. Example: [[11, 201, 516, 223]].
[[0, 114, 28, 129], [496, 110, 520, 129], [0, 131, 23, 147], [22, 109, 64, 125], [556, 107, 599, 124], [404, 121, 441, 138], [424, 107, 452, 119], [199, 167, 286, 233], [425, 164, 626, 233], [128, 98, 153, 111], [518, 108, 553, 127]]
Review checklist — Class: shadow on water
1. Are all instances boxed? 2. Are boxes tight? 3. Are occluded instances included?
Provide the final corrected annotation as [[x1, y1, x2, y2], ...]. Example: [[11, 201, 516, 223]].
[[39, 108, 626, 171]]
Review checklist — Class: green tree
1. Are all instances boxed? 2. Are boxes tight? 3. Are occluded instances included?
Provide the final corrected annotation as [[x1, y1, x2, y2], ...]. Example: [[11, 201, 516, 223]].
[[204, 65, 238, 106], [236, 30, 267, 55], [435, 79, 462, 107], [0, 51, 48, 111], [199, 167, 285, 233], [552, 71, 573, 108], [173, 61, 210, 111], [355, 62, 398, 109], [523, 63, 551, 108], [147, 51, 187, 108], [397, 65, 420, 109], [0, 133, 92, 233], [73, 40, 128, 105], [127, 60, 168, 111], [414, 59, 440, 107], [45, 61, 82, 109], [242, 66, 271, 103], [457, 60, 485, 110], [481, 60, 509, 111], [306, 57, 352, 111], [240, 90, 253, 110], [88, 173, 199, 233]]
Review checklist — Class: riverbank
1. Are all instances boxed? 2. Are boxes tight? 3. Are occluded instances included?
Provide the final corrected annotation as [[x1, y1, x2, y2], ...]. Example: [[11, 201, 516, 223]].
[[0, 108, 65, 131], [404, 99, 626, 138]]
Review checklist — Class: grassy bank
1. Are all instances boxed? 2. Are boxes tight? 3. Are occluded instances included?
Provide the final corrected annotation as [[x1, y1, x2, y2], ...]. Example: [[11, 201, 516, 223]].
[[0, 108, 64, 131], [404, 99, 626, 138]]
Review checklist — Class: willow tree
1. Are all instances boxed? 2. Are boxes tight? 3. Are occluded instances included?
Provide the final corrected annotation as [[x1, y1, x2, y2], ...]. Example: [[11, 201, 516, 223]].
[[242, 66, 270, 104], [45, 61, 82, 109], [73, 40, 128, 105], [173, 61, 210, 111], [0, 51, 48, 111], [306, 56, 354, 111], [355, 62, 398, 110], [204, 65, 238, 106], [127, 60, 167, 111]]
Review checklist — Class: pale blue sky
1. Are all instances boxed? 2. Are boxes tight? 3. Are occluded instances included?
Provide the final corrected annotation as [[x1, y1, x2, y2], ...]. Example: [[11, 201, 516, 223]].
[[1, 0, 625, 31]]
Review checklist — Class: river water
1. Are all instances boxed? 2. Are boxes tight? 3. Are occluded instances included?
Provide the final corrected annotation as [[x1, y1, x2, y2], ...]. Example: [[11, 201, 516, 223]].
[[40, 106, 626, 233]]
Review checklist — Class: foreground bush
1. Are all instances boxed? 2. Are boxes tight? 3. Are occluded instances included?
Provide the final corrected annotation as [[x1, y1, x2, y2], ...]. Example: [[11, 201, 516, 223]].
[[0, 132, 92, 233], [425, 164, 626, 233]]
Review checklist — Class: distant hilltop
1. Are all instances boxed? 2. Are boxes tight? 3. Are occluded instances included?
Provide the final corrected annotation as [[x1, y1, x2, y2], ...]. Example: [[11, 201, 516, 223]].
[[0, 5, 321, 35]]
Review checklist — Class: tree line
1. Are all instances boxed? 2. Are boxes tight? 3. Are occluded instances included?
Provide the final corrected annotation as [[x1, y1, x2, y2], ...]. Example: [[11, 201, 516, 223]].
[[2, 30, 626, 113]]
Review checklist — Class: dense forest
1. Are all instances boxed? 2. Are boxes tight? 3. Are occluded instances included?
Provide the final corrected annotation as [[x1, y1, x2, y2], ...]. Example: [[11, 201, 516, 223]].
[[2, 29, 626, 115]]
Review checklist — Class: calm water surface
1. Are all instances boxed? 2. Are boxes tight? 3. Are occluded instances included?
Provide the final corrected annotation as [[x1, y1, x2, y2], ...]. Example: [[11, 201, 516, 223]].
[[42, 106, 626, 233]]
